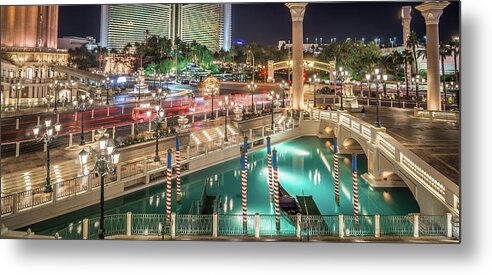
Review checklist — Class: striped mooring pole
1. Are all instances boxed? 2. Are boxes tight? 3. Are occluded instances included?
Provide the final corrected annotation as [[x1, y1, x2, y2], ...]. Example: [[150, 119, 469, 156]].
[[352, 154, 359, 224], [240, 150, 248, 231], [175, 134, 182, 203], [166, 149, 172, 224], [334, 138, 340, 205], [243, 136, 248, 166], [272, 149, 280, 231], [267, 136, 273, 200]]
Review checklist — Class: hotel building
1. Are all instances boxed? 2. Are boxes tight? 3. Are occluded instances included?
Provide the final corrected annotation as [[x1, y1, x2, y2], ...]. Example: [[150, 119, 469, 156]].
[[100, 3, 232, 53]]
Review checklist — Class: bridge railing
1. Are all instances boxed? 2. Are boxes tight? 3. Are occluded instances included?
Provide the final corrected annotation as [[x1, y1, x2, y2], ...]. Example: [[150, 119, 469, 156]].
[[52, 212, 456, 241], [1, 119, 299, 217], [314, 110, 459, 217]]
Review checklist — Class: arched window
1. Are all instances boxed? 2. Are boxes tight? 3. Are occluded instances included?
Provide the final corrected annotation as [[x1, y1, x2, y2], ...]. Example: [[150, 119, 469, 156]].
[[26, 68, 33, 80]]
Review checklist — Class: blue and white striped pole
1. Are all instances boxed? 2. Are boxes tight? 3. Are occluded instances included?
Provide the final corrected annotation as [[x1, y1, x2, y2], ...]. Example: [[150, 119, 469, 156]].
[[176, 135, 182, 202], [240, 150, 248, 231], [166, 149, 172, 223], [243, 136, 248, 166], [352, 154, 359, 224], [272, 149, 280, 230], [333, 138, 340, 205], [267, 136, 273, 200]]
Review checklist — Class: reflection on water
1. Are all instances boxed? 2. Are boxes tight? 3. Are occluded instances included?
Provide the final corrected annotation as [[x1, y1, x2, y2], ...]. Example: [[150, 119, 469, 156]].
[[29, 136, 419, 235]]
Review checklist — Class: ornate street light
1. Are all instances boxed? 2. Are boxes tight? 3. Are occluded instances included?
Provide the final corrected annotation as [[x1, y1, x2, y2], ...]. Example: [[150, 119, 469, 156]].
[[309, 75, 321, 108], [50, 80, 58, 111], [280, 80, 288, 107], [219, 96, 234, 142], [103, 77, 110, 105], [206, 85, 219, 120], [247, 82, 257, 113], [267, 91, 279, 131], [382, 74, 388, 97], [13, 82, 25, 111], [371, 68, 383, 128], [333, 68, 350, 111], [151, 88, 168, 162], [78, 136, 120, 239], [73, 94, 93, 145], [33, 118, 61, 193]]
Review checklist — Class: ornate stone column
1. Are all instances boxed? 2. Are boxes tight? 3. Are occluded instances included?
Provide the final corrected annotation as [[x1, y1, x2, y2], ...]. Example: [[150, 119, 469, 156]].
[[286, 3, 307, 110], [401, 6, 412, 84], [416, 1, 449, 111]]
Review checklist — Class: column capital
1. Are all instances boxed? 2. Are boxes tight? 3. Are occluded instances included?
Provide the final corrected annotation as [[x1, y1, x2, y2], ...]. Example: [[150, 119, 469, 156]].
[[286, 3, 308, 21], [401, 6, 412, 21], [416, 1, 449, 25]]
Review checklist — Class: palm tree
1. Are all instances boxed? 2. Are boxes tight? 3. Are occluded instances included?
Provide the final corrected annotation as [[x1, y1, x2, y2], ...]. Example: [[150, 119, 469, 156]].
[[448, 38, 460, 84], [401, 49, 413, 98], [407, 31, 420, 77], [439, 42, 452, 102]]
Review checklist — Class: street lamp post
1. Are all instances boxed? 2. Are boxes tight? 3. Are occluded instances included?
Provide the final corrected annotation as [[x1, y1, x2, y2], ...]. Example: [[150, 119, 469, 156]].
[[206, 85, 219, 120], [219, 96, 232, 142], [51, 80, 59, 111], [372, 68, 382, 128], [309, 75, 320, 108], [78, 136, 120, 239], [33, 118, 61, 193], [73, 94, 93, 145], [103, 77, 110, 105], [280, 80, 287, 107], [152, 88, 168, 162], [397, 81, 401, 106], [333, 68, 349, 111], [14, 82, 24, 111], [247, 82, 257, 113], [268, 91, 279, 131], [382, 74, 388, 97]]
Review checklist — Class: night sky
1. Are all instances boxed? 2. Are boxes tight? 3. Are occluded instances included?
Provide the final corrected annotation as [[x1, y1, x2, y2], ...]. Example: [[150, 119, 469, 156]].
[[58, 1, 460, 46]]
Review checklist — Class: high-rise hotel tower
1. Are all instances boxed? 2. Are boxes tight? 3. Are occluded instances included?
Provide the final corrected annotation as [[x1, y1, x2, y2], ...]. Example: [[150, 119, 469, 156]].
[[100, 3, 232, 53]]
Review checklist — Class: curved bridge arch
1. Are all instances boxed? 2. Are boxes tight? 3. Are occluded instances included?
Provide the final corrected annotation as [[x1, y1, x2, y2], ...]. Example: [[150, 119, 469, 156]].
[[316, 110, 459, 217], [272, 60, 335, 72]]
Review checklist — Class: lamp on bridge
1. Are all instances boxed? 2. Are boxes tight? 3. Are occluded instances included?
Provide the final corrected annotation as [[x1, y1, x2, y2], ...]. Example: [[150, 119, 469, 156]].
[[33, 117, 61, 193], [73, 94, 94, 145], [78, 136, 120, 240], [247, 82, 257, 113], [308, 75, 321, 108], [333, 68, 350, 111], [280, 80, 288, 108]]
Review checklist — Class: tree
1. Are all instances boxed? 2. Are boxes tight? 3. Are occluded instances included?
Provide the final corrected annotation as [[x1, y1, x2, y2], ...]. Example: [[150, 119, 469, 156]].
[[439, 42, 452, 101], [68, 46, 99, 70], [407, 31, 420, 77], [448, 38, 460, 84], [401, 49, 413, 98]]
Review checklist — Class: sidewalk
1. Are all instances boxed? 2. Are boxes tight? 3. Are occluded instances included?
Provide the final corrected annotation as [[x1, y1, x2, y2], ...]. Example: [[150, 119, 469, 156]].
[[349, 106, 460, 185], [1, 118, 237, 195]]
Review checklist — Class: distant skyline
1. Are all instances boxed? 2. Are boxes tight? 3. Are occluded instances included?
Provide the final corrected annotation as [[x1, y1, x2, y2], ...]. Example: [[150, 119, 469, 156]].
[[58, 2, 460, 48]]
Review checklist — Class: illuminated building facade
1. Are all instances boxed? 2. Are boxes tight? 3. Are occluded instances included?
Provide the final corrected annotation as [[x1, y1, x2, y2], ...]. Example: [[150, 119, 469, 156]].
[[180, 4, 232, 52], [100, 3, 232, 53], [1, 5, 69, 108], [100, 4, 172, 51]]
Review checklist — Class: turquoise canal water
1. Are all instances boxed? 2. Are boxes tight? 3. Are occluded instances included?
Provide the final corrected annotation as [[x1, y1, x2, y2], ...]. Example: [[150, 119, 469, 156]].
[[28, 136, 419, 235]]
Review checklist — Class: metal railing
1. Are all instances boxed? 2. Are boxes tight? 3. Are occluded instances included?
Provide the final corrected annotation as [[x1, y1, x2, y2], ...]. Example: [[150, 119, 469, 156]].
[[53, 213, 456, 241], [176, 214, 213, 235], [419, 215, 447, 236]]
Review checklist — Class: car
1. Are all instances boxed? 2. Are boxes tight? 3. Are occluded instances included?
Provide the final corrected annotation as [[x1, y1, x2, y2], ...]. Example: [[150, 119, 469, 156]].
[[181, 79, 190, 85]]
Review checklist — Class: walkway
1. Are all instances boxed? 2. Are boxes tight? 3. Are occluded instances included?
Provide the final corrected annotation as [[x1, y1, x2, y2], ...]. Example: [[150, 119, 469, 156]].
[[347, 106, 460, 185], [0, 118, 239, 195]]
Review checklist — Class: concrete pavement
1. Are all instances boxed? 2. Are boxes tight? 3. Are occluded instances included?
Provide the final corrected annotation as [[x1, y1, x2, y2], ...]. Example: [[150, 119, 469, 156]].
[[347, 106, 460, 185]]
